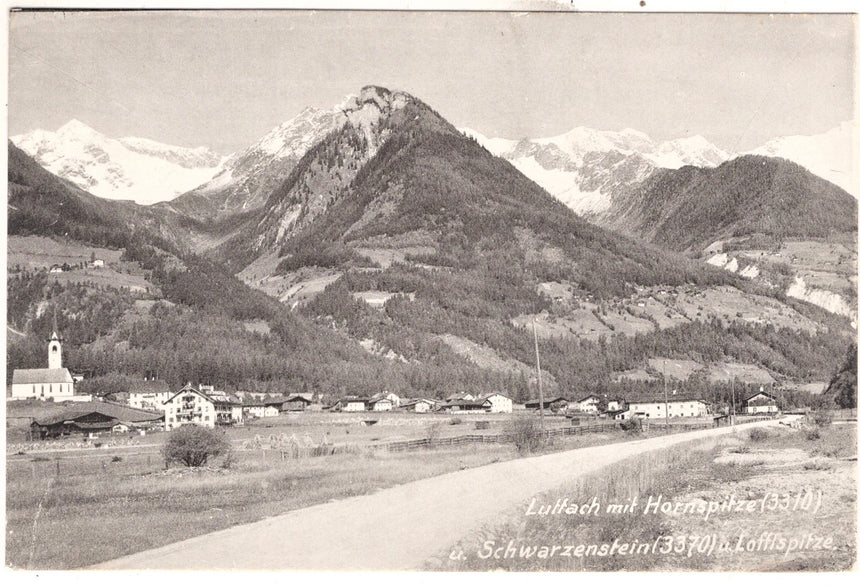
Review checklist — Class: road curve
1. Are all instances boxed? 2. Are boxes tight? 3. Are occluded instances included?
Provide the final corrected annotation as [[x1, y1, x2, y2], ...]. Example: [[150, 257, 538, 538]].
[[95, 419, 786, 571]]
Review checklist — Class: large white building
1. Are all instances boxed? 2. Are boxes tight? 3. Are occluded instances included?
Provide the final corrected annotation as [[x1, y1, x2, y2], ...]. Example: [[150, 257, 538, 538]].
[[481, 393, 513, 413], [162, 385, 243, 429], [626, 397, 710, 419], [163, 385, 217, 429], [11, 332, 75, 401]]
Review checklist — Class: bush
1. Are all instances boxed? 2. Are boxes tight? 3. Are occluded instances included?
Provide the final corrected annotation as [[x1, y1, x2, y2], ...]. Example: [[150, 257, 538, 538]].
[[162, 425, 232, 468], [804, 426, 821, 441], [506, 416, 544, 454], [449, 417, 463, 426], [747, 427, 769, 442], [619, 416, 642, 433]]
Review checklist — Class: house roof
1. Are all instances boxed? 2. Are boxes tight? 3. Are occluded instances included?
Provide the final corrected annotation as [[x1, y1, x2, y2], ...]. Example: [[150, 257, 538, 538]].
[[32, 401, 163, 426], [573, 394, 601, 403], [127, 379, 170, 394], [164, 386, 212, 404], [285, 394, 312, 403], [478, 392, 511, 401], [12, 368, 74, 385], [745, 391, 777, 402], [525, 397, 568, 407], [401, 398, 435, 406], [627, 396, 709, 405], [605, 409, 628, 416]]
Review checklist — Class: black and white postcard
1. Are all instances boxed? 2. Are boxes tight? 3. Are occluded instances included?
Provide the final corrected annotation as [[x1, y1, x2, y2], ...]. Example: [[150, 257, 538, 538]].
[[4, 2, 857, 574]]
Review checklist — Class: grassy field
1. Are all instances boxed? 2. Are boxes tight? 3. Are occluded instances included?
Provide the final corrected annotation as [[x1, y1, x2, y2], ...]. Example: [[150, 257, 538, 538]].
[[430, 421, 856, 571], [6, 411, 663, 570]]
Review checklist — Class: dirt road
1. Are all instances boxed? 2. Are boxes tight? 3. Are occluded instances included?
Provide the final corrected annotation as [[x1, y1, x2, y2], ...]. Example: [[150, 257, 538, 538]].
[[95, 419, 788, 570]]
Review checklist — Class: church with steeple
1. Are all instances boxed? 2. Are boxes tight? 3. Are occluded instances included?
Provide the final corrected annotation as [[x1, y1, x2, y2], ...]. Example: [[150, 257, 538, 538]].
[[10, 332, 75, 400]]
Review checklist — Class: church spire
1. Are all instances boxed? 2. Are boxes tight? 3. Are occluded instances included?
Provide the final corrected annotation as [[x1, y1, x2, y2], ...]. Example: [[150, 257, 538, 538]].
[[48, 306, 62, 369]]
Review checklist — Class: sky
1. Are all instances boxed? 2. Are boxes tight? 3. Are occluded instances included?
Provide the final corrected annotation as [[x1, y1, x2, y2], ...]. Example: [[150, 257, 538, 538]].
[[7, 10, 856, 155]]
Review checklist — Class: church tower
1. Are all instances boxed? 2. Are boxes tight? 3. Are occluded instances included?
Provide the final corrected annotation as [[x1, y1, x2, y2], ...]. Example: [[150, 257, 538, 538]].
[[48, 332, 62, 370]]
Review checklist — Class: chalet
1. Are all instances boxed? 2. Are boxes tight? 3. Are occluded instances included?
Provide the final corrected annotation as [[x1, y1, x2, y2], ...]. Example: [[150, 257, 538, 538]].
[[445, 392, 476, 402], [438, 398, 487, 412], [625, 397, 710, 419], [30, 402, 163, 439], [368, 397, 393, 412], [11, 332, 76, 401], [330, 397, 371, 412], [371, 391, 401, 408], [401, 398, 436, 413], [208, 392, 244, 425], [163, 385, 217, 429], [744, 390, 779, 415], [480, 392, 513, 413], [242, 399, 268, 419], [263, 395, 290, 415], [525, 397, 569, 412], [281, 395, 313, 412], [569, 395, 601, 414]]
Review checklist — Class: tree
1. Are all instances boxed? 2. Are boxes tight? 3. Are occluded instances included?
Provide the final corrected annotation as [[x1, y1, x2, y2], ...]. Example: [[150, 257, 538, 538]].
[[162, 425, 231, 468], [825, 344, 857, 409]]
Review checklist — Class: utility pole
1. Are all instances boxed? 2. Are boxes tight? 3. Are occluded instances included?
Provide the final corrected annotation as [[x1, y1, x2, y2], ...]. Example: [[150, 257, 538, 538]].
[[731, 377, 736, 426], [533, 317, 545, 433], [663, 358, 669, 434]]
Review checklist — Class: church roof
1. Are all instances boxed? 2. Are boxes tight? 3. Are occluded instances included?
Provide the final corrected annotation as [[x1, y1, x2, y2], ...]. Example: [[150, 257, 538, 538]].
[[12, 368, 74, 385]]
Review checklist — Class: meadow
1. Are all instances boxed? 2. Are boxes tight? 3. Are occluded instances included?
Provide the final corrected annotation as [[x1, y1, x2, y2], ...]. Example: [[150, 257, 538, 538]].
[[6, 411, 659, 569]]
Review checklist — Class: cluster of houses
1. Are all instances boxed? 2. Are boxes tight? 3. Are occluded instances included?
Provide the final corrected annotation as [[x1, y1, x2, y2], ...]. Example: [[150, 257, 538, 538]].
[[48, 258, 105, 274], [522, 391, 778, 420], [10, 332, 781, 439]]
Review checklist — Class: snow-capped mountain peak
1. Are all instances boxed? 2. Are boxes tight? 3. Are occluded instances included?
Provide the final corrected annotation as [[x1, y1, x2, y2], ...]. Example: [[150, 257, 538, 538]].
[[56, 118, 101, 138], [11, 121, 224, 205], [745, 122, 855, 196], [460, 125, 731, 215]]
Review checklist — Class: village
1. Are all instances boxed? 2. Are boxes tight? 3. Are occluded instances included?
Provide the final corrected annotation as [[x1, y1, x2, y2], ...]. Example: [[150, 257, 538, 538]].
[[7, 328, 781, 442]]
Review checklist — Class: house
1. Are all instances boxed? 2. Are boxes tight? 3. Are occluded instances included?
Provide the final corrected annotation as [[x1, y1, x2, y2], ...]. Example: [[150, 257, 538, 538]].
[[11, 332, 75, 401], [90, 259, 105, 268], [606, 409, 631, 421], [569, 395, 601, 414], [437, 398, 487, 412], [262, 395, 289, 416], [445, 392, 475, 402], [605, 399, 623, 412], [368, 397, 393, 412], [371, 391, 401, 408], [30, 402, 163, 439], [208, 392, 244, 425], [242, 399, 268, 419], [525, 397, 569, 412], [330, 397, 371, 412], [744, 390, 779, 415], [281, 395, 313, 412], [163, 385, 217, 429], [401, 398, 436, 413], [127, 379, 171, 411], [480, 392, 513, 413], [625, 397, 710, 419]]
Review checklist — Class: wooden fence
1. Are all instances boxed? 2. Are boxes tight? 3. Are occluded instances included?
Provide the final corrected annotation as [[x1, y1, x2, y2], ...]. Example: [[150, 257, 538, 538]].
[[385, 420, 718, 452]]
